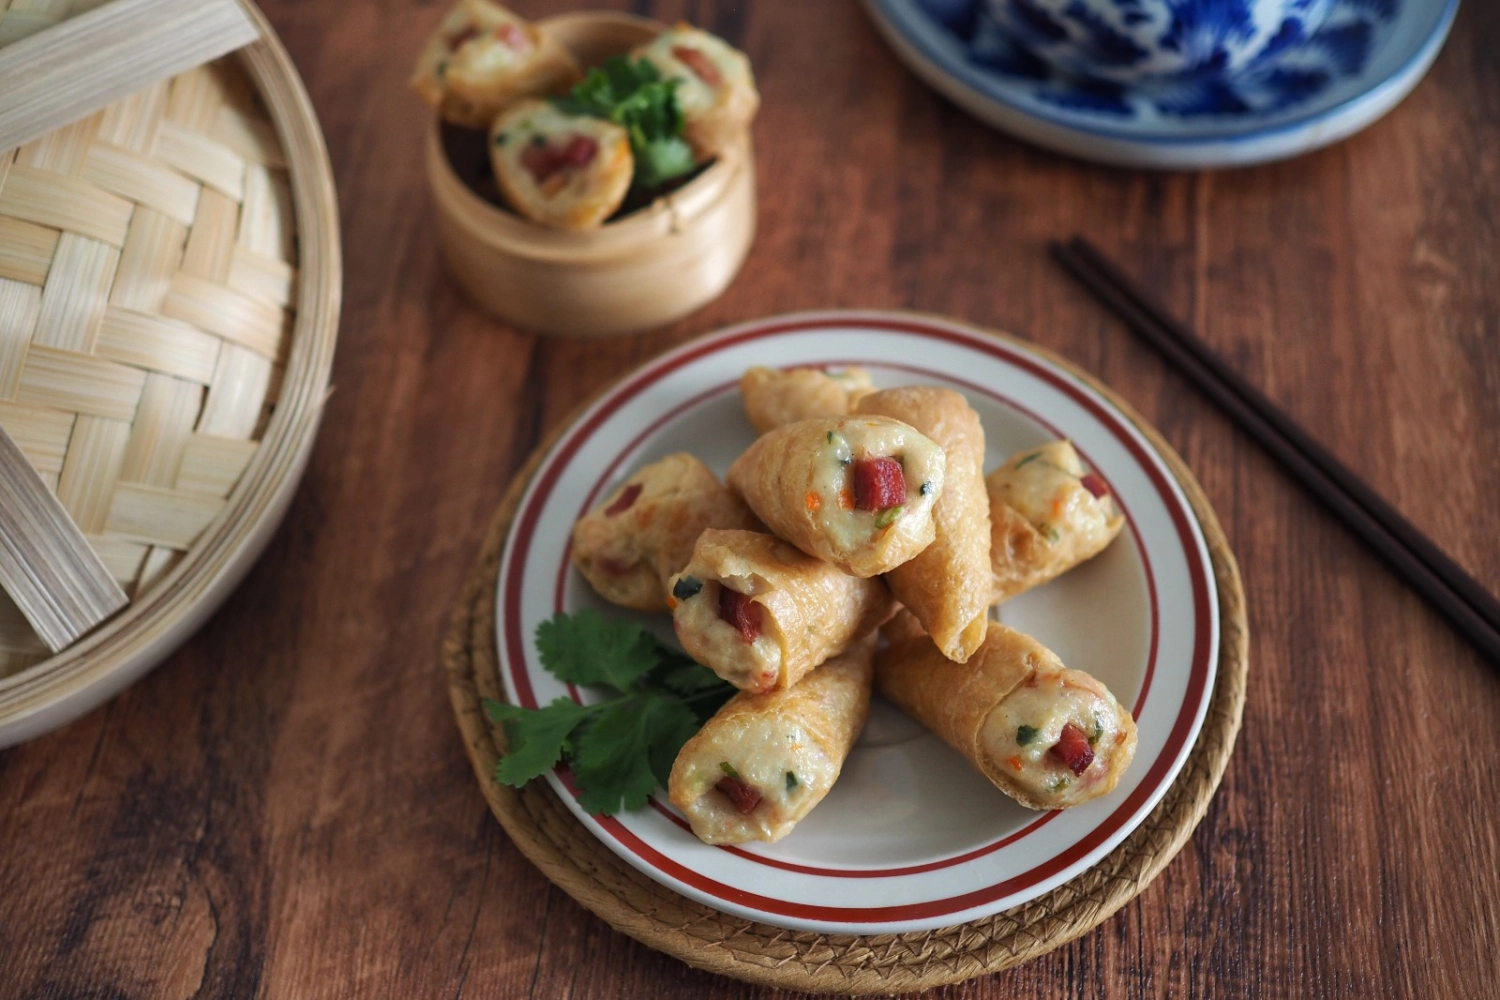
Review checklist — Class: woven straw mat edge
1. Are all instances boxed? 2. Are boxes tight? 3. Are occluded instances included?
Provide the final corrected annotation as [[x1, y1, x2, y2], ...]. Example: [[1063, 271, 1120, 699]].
[[442, 331, 1250, 995]]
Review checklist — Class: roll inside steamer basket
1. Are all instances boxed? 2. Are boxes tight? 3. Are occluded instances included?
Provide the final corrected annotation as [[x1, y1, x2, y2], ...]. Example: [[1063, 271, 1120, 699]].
[[0, 0, 340, 746], [425, 12, 757, 338]]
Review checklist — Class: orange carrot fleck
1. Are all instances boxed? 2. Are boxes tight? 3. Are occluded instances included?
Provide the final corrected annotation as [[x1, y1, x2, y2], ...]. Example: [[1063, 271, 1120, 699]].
[[805, 491, 821, 511], [837, 490, 855, 510], [666, 596, 678, 610], [1007, 756, 1024, 771]]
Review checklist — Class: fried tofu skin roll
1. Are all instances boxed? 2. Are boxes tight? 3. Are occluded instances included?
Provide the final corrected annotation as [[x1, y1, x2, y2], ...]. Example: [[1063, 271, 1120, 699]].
[[740, 366, 874, 434], [669, 635, 874, 844], [727, 416, 946, 578], [490, 101, 633, 230], [877, 623, 1136, 810], [571, 454, 758, 612], [879, 607, 929, 647], [410, 0, 581, 129], [988, 440, 1125, 603], [633, 26, 759, 160], [668, 529, 896, 693], [856, 387, 991, 663]]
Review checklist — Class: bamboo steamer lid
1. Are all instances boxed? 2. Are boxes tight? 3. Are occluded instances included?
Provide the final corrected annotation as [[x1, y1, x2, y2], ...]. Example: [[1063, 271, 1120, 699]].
[[0, 1, 340, 744]]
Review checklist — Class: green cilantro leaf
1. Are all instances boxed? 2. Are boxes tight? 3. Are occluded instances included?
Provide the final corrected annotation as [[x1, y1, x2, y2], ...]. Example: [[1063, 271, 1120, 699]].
[[572, 696, 698, 814], [633, 135, 696, 189], [488, 610, 736, 816], [656, 658, 733, 699], [486, 696, 596, 786], [553, 55, 698, 193], [535, 609, 658, 691], [644, 699, 702, 789]]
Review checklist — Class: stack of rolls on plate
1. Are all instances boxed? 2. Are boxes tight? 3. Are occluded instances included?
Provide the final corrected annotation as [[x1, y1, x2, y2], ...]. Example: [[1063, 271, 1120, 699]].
[[411, 0, 759, 230], [568, 365, 1139, 845]]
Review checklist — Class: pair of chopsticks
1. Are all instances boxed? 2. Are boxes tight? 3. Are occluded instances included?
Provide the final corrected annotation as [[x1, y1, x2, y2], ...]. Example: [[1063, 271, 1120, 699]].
[[1052, 235, 1500, 666]]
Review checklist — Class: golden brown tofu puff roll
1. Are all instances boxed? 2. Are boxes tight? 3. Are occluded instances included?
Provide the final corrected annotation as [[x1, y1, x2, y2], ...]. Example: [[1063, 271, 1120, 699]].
[[877, 623, 1136, 810], [490, 101, 634, 230], [879, 607, 930, 646], [668, 634, 874, 845], [727, 416, 946, 578], [410, 0, 581, 129], [740, 366, 874, 435], [989, 440, 1126, 603], [667, 529, 896, 693], [632, 25, 759, 160], [571, 453, 758, 612], [855, 387, 991, 663]]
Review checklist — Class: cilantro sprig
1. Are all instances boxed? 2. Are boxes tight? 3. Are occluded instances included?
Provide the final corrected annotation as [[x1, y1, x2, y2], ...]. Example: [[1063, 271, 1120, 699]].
[[483, 610, 735, 816], [553, 56, 697, 190]]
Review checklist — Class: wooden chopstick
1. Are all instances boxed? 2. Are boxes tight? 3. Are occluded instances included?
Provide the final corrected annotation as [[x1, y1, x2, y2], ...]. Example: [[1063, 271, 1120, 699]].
[[1051, 237, 1500, 665]]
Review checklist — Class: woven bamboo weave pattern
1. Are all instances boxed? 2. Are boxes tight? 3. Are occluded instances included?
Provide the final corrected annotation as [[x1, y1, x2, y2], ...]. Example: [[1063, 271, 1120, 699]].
[[0, 57, 296, 677], [0, 0, 110, 47], [443, 337, 1251, 994]]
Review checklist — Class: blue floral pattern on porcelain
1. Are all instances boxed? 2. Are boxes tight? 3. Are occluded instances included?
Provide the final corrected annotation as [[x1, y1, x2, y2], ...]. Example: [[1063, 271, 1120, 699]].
[[985, 0, 1335, 83], [916, 0, 1401, 119]]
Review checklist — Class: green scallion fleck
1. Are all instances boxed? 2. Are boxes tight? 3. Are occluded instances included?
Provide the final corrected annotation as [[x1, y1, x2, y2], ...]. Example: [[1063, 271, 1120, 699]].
[[672, 576, 703, 601], [1040, 523, 1061, 543], [1089, 716, 1104, 745], [785, 771, 798, 791], [1016, 724, 1040, 746], [1015, 451, 1042, 469], [874, 505, 903, 529], [719, 761, 739, 779], [1050, 776, 1070, 792], [826, 430, 834, 443]]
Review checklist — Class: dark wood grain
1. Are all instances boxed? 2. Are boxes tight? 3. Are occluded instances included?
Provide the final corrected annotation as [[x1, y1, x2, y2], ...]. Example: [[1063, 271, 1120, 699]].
[[4, 1, 1499, 997]]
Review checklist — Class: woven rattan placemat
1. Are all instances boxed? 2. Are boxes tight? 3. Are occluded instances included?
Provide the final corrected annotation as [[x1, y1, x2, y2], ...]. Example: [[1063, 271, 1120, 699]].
[[442, 338, 1249, 994]]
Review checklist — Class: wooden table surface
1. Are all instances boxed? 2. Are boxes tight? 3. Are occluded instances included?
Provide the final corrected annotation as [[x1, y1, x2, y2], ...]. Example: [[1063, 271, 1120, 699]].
[[5, 1, 1499, 996]]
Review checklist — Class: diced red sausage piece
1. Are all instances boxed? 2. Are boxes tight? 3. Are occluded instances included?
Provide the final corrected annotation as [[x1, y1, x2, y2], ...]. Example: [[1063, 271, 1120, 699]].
[[559, 134, 598, 168], [672, 46, 723, 87], [715, 775, 761, 814], [1050, 723, 1095, 776], [1080, 472, 1109, 498], [717, 588, 763, 643], [520, 134, 598, 184], [597, 557, 632, 577], [447, 25, 480, 49], [852, 457, 906, 511], [495, 22, 531, 50], [520, 143, 559, 182], [604, 482, 642, 516]]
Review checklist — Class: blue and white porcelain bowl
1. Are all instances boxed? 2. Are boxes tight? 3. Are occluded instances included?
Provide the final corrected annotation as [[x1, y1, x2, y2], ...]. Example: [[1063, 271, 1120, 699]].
[[868, 0, 1459, 168], [986, 0, 1335, 84]]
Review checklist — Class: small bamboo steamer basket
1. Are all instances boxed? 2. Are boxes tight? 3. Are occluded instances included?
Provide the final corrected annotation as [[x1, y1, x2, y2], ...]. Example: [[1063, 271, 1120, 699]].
[[0, 0, 339, 746], [425, 12, 757, 338]]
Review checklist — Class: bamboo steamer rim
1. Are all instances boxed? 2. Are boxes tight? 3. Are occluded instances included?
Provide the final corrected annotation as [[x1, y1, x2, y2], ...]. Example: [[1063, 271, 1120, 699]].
[[442, 316, 1250, 993], [426, 10, 750, 262], [0, 0, 341, 746]]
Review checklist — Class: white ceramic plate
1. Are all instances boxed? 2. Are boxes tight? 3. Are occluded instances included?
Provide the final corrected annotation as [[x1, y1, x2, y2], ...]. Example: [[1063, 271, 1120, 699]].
[[495, 311, 1219, 933], [863, 0, 1459, 169]]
